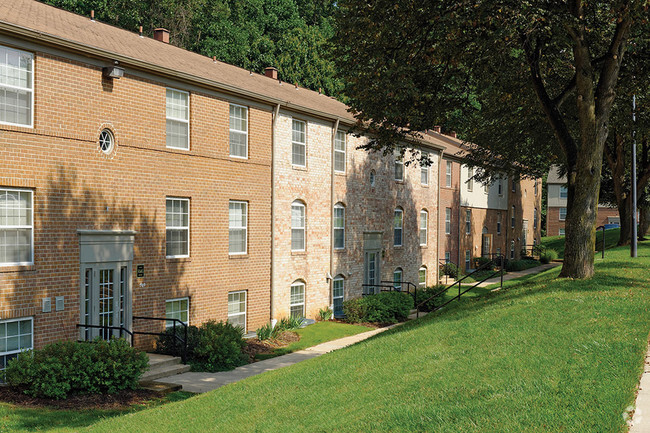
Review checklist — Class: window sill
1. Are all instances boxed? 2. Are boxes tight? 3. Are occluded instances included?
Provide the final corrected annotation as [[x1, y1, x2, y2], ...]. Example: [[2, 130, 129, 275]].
[[292, 165, 308, 172], [334, 171, 346, 177], [229, 254, 249, 259], [393, 245, 403, 249], [291, 251, 307, 256], [334, 248, 346, 254], [419, 245, 428, 249], [0, 264, 36, 273], [166, 256, 192, 263], [421, 184, 429, 188]]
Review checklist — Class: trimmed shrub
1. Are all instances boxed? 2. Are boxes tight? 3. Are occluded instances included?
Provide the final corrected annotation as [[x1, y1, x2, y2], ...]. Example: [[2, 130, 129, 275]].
[[4, 338, 148, 399], [343, 292, 414, 324], [441, 262, 459, 279], [540, 249, 558, 264], [473, 256, 494, 270], [415, 284, 446, 312], [506, 259, 541, 272], [157, 320, 247, 372]]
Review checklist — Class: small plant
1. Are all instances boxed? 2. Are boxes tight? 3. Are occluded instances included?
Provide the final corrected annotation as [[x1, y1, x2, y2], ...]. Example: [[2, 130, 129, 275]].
[[5, 338, 148, 400], [343, 292, 414, 324], [256, 322, 274, 340], [256, 316, 304, 341], [540, 249, 558, 264], [441, 262, 459, 279], [318, 307, 333, 321]]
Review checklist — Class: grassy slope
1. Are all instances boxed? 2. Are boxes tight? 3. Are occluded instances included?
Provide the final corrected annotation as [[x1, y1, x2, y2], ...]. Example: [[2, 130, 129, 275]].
[[256, 321, 372, 359], [76, 243, 650, 432], [542, 227, 620, 258], [0, 392, 193, 433]]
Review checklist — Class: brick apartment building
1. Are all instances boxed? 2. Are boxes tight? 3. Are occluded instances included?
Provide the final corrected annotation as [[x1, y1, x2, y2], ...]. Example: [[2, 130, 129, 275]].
[[435, 131, 542, 271], [546, 166, 619, 236], [0, 0, 451, 364]]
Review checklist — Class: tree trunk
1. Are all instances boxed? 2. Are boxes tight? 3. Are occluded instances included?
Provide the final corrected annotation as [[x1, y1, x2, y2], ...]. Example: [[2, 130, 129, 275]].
[[618, 197, 630, 246], [640, 204, 650, 239]]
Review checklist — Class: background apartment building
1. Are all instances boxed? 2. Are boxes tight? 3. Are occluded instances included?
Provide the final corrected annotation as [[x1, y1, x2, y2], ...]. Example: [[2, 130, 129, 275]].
[[435, 132, 542, 271], [546, 166, 620, 236]]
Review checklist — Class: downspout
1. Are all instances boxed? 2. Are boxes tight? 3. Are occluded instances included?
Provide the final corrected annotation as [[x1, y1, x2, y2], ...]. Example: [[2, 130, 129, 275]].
[[270, 103, 281, 327], [437, 150, 444, 281], [329, 118, 340, 313], [458, 163, 463, 270]]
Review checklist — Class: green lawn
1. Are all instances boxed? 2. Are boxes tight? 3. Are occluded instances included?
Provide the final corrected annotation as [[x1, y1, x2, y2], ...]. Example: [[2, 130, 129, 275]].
[[77, 242, 650, 433], [0, 392, 193, 433], [542, 227, 620, 258], [255, 321, 372, 360]]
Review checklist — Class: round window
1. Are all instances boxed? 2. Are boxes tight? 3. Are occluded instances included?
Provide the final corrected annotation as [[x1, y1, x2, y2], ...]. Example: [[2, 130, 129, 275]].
[[99, 129, 114, 154]]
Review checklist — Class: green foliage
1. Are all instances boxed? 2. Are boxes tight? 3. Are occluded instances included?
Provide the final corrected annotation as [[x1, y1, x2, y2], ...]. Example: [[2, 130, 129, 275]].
[[343, 292, 414, 324], [415, 285, 446, 312], [473, 256, 494, 270], [318, 307, 333, 321], [255, 323, 274, 341], [540, 249, 558, 264], [506, 259, 541, 272], [157, 321, 247, 372], [4, 339, 148, 400], [441, 262, 459, 279], [255, 316, 304, 341]]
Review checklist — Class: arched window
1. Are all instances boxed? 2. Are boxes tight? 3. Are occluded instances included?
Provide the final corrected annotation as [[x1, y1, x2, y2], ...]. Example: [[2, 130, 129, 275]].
[[290, 280, 306, 318], [394, 207, 403, 246], [291, 200, 306, 251], [333, 275, 345, 317], [334, 203, 345, 250], [418, 266, 427, 288], [419, 210, 428, 246], [393, 268, 403, 290]]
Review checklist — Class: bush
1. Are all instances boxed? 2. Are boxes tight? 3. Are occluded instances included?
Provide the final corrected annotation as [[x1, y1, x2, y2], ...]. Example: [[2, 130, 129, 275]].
[[473, 256, 494, 270], [506, 259, 541, 272], [540, 249, 558, 264], [5, 338, 148, 399], [415, 284, 446, 312], [441, 262, 459, 279], [255, 316, 304, 341], [157, 320, 247, 372], [343, 292, 414, 324], [318, 307, 333, 321]]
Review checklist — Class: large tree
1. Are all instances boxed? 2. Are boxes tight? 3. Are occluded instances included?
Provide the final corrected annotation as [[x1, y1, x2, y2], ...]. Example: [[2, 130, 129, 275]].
[[334, 0, 649, 278]]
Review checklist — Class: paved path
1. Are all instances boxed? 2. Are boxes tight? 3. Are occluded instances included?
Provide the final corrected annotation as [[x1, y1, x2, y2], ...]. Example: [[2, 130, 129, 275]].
[[629, 348, 650, 432], [154, 326, 393, 393], [476, 262, 560, 288]]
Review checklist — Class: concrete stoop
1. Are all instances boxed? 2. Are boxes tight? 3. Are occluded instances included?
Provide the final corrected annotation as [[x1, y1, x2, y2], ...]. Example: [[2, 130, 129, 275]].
[[141, 353, 191, 382]]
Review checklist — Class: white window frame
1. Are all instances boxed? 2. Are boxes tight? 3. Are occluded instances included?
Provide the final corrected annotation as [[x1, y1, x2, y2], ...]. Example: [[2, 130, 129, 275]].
[[445, 161, 452, 187], [418, 266, 427, 288], [291, 200, 306, 251], [227, 290, 247, 332], [166, 197, 190, 258], [292, 119, 307, 167], [394, 152, 404, 182], [465, 250, 471, 270], [0, 45, 34, 128], [165, 297, 189, 328], [229, 200, 248, 255], [393, 268, 403, 290], [334, 130, 346, 173], [533, 208, 538, 229], [559, 207, 567, 221], [0, 317, 33, 370], [333, 203, 345, 250], [394, 208, 403, 247], [333, 275, 344, 313], [511, 206, 516, 229], [559, 228, 565, 236], [229, 103, 248, 159], [290, 281, 306, 318], [165, 88, 190, 150], [465, 209, 471, 234], [510, 241, 515, 259], [420, 210, 428, 246], [444, 251, 451, 263], [560, 186, 568, 199], [445, 208, 451, 235], [421, 157, 429, 186], [467, 167, 473, 192], [0, 188, 34, 266]]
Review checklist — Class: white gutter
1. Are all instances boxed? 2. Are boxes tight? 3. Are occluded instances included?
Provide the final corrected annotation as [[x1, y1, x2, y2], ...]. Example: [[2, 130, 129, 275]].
[[329, 118, 340, 313], [270, 103, 280, 326]]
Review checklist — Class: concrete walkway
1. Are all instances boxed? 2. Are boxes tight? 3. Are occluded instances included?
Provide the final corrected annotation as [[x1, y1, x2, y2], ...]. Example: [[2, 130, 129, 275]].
[[476, 262, 560, 288], [629, 348, 650, 432], [154, 326, 393, 393]]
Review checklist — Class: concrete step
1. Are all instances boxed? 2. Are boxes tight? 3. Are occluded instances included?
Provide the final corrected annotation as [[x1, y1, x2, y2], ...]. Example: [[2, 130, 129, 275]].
[[147, 353, 182, 369], [139, 380, 183, 395], [141, 353, 190, 381]]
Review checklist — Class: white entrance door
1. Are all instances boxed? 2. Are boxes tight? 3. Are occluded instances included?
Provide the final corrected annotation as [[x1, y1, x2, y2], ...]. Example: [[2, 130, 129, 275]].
[[364, 251, 380, 294], [81, 262, 131, 340]]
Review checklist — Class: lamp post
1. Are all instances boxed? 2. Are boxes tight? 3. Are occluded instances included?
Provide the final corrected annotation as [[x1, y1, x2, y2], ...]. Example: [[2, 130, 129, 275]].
[[632, 94, 638, 258]]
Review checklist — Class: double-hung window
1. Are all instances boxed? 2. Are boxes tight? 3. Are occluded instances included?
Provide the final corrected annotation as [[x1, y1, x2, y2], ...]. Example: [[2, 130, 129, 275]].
[[560, 186, 568, 199], [533, 208, 538, 229], [333, 276, 344, 316], [394, 152, 404, 181], [333, 203, 345, 249], [421, 156, 429, 186], [419, 210, 428, 246], [511, 206, 516, 228], [497, 213, 502, 234], [292, 119, 306, 167], [419, 266, 427, 288], [229, 104, 248, 158], [290, 281, 305, 318], [0, 46, 33, 127], [394, 208, 403, 246], [165, 298, 188, 328], [465, 250, 471, 270], [0, 317, 32, 371], [229, 201, 247, 254], [393, 268, 403, 290], [334, 131, 346, 173], [166, 198, 189, 258], [467, 167, 473, 192], [559, 207, 567, 221], [166, 88, 189, 150], [445, 161, 452, 187], [445, 208, 451, 235], [228, 291, 246, 331], [291, 201, 306, 251], [0, 188, 33, 266], [465, 209, 471, 234], [498, 178, 503, 196]]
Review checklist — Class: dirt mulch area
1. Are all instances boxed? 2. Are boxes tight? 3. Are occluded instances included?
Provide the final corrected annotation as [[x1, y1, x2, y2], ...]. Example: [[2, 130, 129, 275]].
[[243, 331, 300, 362], [0, 386, 162, 410]]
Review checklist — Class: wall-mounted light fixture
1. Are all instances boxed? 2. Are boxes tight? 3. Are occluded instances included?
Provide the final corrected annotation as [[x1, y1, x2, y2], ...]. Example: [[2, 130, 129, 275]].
[[103, 61, 124, 79]]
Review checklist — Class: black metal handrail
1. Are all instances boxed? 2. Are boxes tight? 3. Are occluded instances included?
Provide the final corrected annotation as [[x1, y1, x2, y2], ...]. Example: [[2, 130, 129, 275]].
[[361, 280, 419, 318], [416, 255, 505, 314], [132, 316, 188, 363], [76, 323, 134, 341]]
